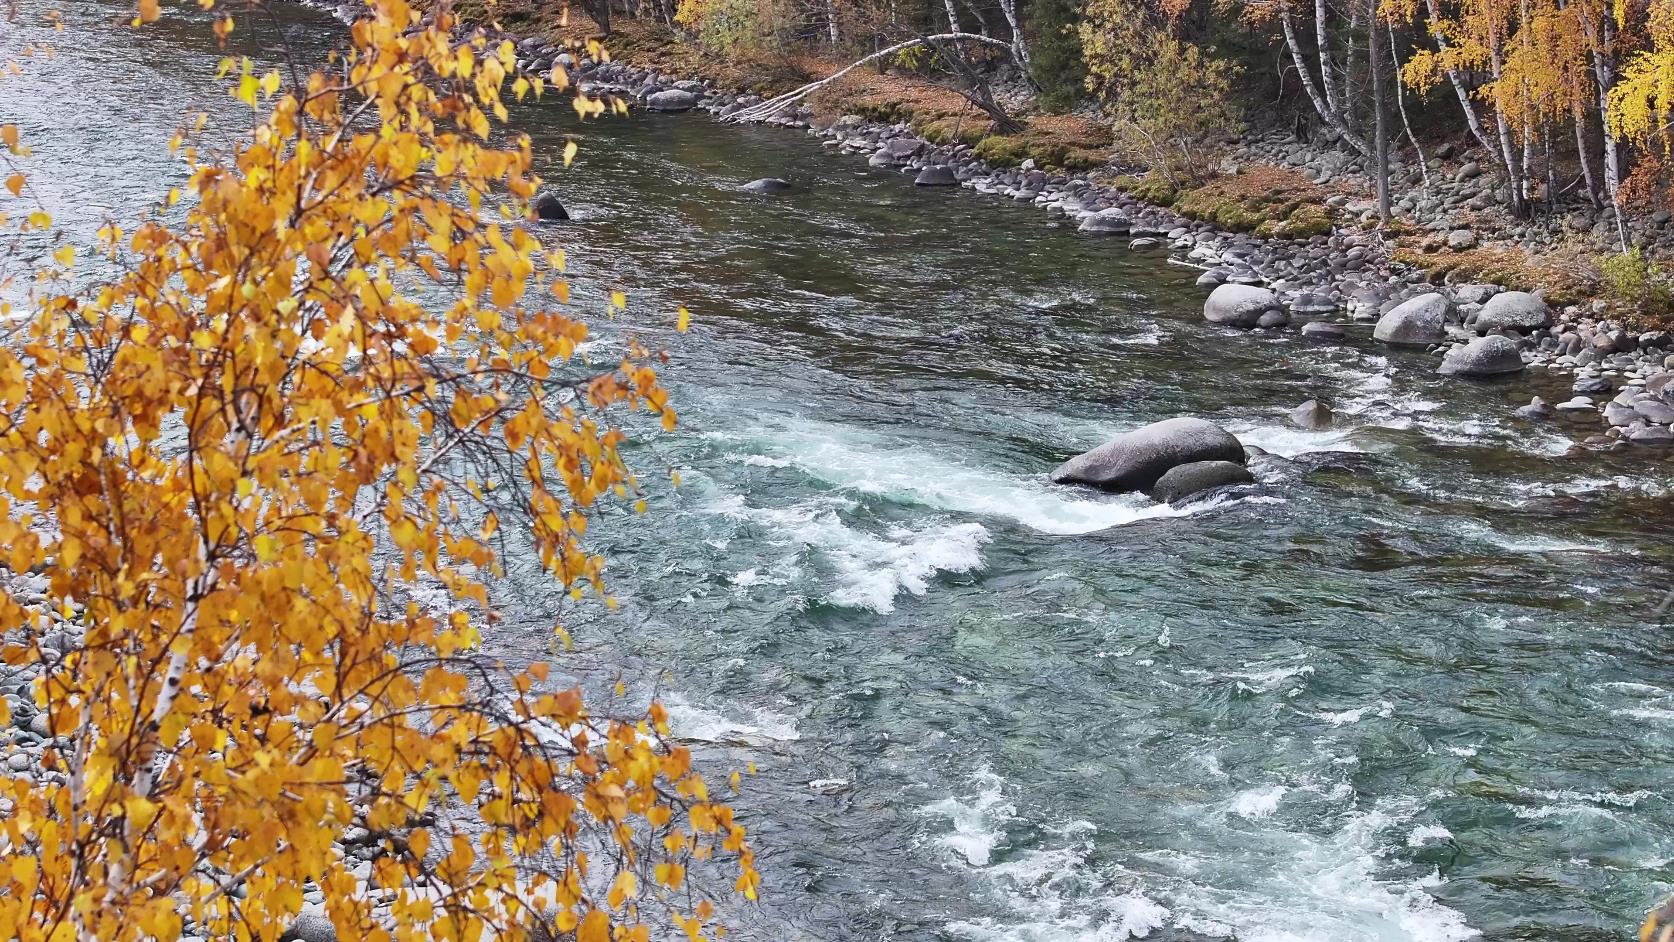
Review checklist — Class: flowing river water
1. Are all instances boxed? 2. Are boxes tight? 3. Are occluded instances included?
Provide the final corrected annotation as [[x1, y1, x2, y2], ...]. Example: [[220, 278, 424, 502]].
[[6, 3, 1674, 940]]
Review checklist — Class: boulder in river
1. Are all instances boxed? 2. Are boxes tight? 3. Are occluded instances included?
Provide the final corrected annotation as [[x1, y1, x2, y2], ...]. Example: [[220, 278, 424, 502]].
[[741, 177, 793, 194], [1077, 209, 1131, 235], [532, 191, 568, 221], [645, 88, 699, 112], [1290, 399, 1333, 430], [1203, 284, 1280, 329], [280, 911, 336, 942], [1437, 335, 1525, 377], [1052, 417, 1245, 493], [1300, 321, 1347, 342], [1150, 460, 1254, 504], [914, 165, 957, 187], [1372, 292, 1451, 347], [1474, 291, 1551, 334]]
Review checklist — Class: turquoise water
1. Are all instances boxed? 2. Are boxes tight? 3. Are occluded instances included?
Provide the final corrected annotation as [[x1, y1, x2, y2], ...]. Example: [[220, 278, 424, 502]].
[[6, 4, 1674, 939]]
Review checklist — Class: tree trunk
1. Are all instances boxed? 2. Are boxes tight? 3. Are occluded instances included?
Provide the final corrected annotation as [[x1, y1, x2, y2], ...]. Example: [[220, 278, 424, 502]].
[[1419, 0, 1499, 157], [943, 0, 961, 32], [1279, 0, 1370, 156], [1574, 105, 1602, 207], [1389, 20, 1429, 189], [997, 0, 1031, 78], [1369, 0, 1391, 221], [1578, 7, 1628, 248]]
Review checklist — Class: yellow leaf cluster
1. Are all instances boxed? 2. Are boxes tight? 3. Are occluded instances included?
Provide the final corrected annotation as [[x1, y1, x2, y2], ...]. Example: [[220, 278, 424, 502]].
[[0, 1, 753, 940]]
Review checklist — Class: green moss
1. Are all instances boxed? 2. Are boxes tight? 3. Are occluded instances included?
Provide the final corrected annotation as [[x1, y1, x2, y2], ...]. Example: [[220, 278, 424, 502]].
[[972, 136, 1033, 167], [1113, 174, 1179, 206]]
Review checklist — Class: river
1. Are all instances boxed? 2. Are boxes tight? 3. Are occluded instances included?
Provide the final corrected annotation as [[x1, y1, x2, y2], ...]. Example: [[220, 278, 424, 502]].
[[4, 2, 1674, 940]]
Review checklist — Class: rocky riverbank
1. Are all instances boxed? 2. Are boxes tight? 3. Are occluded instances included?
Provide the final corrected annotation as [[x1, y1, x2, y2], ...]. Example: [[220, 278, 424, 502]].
[[302, 0, 1674, 455]]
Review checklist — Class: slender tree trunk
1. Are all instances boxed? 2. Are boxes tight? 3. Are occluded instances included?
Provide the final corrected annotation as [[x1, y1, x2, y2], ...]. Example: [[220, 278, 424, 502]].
[[958, 0, 991, 35], [825, 0, 839, 45], [1389, 20, 1429, 189], [943, 0, 961, 32], [997, 0, 1032, 78], [1369, 0, 1391, 221], [1420, 0, 1499, 156], [1578, 7, 1628, 248], [1279, 0, 1370, 155], [1315, 0, 1346, 122], [1574, 105, 1602, 207], [1345, 0, 1365, 138]]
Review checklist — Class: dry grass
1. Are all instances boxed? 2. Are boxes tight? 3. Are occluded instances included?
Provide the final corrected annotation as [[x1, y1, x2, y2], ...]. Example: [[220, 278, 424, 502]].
[[1391, 241, 1605, 311]]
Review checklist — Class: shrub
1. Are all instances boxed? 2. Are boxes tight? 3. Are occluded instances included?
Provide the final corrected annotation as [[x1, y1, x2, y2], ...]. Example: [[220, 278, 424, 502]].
[[1600, 247, 1674, 315]]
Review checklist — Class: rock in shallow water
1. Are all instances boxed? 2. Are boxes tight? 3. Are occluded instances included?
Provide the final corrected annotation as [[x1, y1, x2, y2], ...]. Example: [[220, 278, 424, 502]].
[[741, 177, 793, 194], [645, 88, 699, 112], [1052, 417, 1245, 493], [1290, 399, 1333, 429], [532, 191, 568, 221], [913, 165, 956, 186], [1372, 292, 1450, 347], [1438, 335, 1525, 377], [1203, 284, 1280, 329], [1474, 290, 1551, 334], [1150, 460, 1255, 503], [1300, 321, 1347, 342]]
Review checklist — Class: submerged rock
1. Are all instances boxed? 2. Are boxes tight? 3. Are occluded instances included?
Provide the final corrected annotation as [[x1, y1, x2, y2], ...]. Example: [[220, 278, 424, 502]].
[[1203, 284, 1280, 329], [1290, 399, 1333, 430], [1052, 417, 1245, 493], [645, 88, 699, 112], [1438, 335, 1525, 377], [741, 177, 793, 194], [1078, 209, 1132, 235], [1300, 321, 1347, 342], [1515, 397, 1552, 420], [1150, 460, 1254, 503], [914, 165, 957, 186], [1372, 292, 1450, 347], [532, 191, 568, 221], [1474, 290, 1551, 334]]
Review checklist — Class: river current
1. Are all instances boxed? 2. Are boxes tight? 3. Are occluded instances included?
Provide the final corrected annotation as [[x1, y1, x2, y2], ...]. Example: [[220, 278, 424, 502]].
[[5, 3, 1674, 940]]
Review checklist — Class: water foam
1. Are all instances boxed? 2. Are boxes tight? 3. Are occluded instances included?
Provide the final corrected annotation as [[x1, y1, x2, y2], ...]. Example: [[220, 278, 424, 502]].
[[709, 494, 989, 614], [723, 419, 1252, 535], [661, 694, 801, 747]]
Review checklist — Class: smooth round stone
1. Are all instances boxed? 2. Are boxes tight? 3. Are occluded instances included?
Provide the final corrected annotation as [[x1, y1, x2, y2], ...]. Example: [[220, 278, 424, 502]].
[[7, 753, 29, 772]]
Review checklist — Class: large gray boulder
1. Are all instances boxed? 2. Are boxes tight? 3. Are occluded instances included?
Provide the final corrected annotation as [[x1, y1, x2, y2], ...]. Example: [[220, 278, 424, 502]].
[[741, 177, 793, 194], [1078, 209, 1131, 235], [1474, 290, 1551, 334], [1372, 292, 1451, 346], [1052, 418, 1245, 493], [280, 911, 336, 942], [914, 165, 957, 186], [1203, 285, 1280, 329], [531, 191, 568, 222], [1438, 335, 1525, 377], [645, 88, 699, 112], [1290, 399, 1333, 430], [1150, 460, 1254, 503]]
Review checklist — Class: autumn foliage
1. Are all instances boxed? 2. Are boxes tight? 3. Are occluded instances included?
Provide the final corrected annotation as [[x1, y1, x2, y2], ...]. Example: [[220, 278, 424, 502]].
[[0, 0, 755, 940]]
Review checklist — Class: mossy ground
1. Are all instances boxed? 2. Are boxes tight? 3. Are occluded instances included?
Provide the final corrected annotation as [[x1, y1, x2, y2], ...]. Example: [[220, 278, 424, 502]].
[[1111, 166, 1339, 240]]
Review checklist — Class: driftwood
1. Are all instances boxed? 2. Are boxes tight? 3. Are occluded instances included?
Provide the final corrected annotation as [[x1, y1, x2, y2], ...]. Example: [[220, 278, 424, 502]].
[[727, 32, 1018, 125]]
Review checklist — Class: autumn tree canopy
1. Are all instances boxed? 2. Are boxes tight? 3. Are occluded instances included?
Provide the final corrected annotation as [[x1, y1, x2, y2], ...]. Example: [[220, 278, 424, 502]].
[[0, 0, 756, 939]]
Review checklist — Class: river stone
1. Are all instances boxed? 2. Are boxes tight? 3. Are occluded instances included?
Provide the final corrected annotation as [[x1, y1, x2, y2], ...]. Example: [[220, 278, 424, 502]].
[[1630, 425, 1674, 445], [645, 88, 698, 112], [1372, 292, 1451, 346], [1301, 321, 1347, 342], [1516, 397, 1552, 420], [914, 165, 957, 186], [1195, 270, 1226, 290], [1051, 417, 1245, 493], [1635, 398, 1674, 424], [1204, 284, 1279, 329], [532, 191, 568, 221], [1290, 399, 1333, 430], [1257, 310, 1290, 328], [1078, 209, 1131, 235], [1437, 335, 1525, 377], [741, 177, 793, 194], [1149, 460, 1254, 503], [1573, 374, 1613, 394], [1474, 291, 1551, 334], [280, 911, 336, 942]]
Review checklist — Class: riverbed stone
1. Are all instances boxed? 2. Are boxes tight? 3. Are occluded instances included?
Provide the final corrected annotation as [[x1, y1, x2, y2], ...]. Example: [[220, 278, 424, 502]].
[[1373, 292, 1451, 346], [1438, 335, 1525, 377], [1203, 284, 1280, 329], [1301, 321, 1347, 341], [1052, 417, 1245, 493], [1078, 209, 1132, 235], [280, 911, 336, 942], [913, 165, 956, 187], [1290, 399, 1333, 430], [645, 89, 698, 112], [1150, 460, 1255, 503], [1475, 291, 1551, 334], [1516, 397, 1552, 419], [741, 177, 793, 194], [532, 192, 568, 221]]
